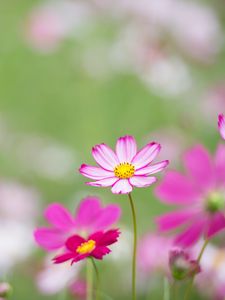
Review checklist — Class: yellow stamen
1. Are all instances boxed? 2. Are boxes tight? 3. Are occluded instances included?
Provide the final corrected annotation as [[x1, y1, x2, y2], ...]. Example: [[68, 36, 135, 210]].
[[76, 240, 96, 255], [114, 162, 135, 179]]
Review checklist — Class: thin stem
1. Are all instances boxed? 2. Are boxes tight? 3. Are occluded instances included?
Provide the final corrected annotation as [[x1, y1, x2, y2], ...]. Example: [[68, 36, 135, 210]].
[[172, 281, 178, 300], [91, 258, 100, 300], [163, 278, 170, 300], [128, 193, 137, 300], [184, 239, 209, 300], [87, 258, 93, 300]]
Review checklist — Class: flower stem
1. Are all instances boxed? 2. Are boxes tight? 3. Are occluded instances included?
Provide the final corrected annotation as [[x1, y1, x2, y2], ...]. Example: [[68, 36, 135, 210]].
[[184, 239, 209, 300], [128, 193, 137, 300], [87, 258, 93, 300], [172, 281, 178, 300], [163, 278, 170, 300], [91, 258, 100, 300]]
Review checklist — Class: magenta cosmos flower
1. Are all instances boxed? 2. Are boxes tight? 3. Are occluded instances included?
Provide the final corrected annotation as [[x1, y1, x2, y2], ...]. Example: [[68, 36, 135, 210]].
[[218, 114, 225, 140], [34, 196, 121, 251], [156, 144, 225, 247], [53, 229, 120, 264], [79, 135, 169, 194]]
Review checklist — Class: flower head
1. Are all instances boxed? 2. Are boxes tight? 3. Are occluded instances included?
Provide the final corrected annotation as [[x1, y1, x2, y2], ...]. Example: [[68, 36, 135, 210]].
[[53, 229, 120, 264], [34, 196, 121, 251], [156, 144, 225, 247], [218, 114, 225, 140], [169, 249, 200, 281], [79, 135, 168, 194]]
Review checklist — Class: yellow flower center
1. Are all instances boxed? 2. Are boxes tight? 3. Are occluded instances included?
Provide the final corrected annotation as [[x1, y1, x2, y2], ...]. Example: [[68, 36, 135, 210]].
[[76, 240, 96, 255], [114, 162, 135, 179]]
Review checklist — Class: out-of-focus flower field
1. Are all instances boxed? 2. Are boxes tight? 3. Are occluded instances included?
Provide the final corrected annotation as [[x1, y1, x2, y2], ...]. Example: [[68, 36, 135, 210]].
[[1, 0, 225, 299]]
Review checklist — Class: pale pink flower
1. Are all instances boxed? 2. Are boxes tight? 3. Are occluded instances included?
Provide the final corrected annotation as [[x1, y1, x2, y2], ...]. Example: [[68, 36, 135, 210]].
[[79, 135, 168, 194], [156, 144, 225, 247], [218, 114, 225, 140], [34, 196, 121, 251]]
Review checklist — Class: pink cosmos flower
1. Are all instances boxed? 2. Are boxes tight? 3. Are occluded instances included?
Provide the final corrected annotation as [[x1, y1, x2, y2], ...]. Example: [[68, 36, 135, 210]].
[[34, 196, 121, 251], [79, 135, 169, 194], [156, 144, 225, 247], [218, 114, 225, 140], [53, 229, 120, 264]]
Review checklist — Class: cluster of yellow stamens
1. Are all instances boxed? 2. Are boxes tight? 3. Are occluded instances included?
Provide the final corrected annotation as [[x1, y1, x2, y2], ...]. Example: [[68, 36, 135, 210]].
[[114, 162, 135, 179], [76, 240, 96, 255]]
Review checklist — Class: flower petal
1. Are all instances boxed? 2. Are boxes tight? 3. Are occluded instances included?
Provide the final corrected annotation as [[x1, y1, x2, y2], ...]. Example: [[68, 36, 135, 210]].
[[86, 177, 118, 187], [92, 144, 119, 171], [34, 228, 65, 251], [116, 135, 137, 163], [44, 203, 75, 230], [155, 171, 199, 205], [129, 176, 157, 187], [132, 142, 161, 169], [96, 229, 120, 246], [65, 235, 86, 252], [135, 160, 169, 175], [156, 210, 195, 231], [206, 213, 225, 238], [53, 253, 75, 264], [215, 143, 225, 184], [91, 246, 111, 260], [184, 145, 214, 191], [218, 114, 225, 140], [111, 179, 132, 194], [92, 205, 122, 231], [79, 164, 114, 180], [174, 219, 205, 247]]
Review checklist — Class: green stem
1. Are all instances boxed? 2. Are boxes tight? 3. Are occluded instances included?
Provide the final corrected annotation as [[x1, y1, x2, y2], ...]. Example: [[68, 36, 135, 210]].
[[128, 193, 137, 300], [91, 258, 100, 300], [184, 239, 209, 300], [172, 281, 178, 300], [87, 258, 93, 300], [163, 278, 170, 300]]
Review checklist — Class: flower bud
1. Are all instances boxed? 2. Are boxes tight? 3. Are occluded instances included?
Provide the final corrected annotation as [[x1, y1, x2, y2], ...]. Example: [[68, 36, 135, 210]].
[[169, 250, 200, 281]]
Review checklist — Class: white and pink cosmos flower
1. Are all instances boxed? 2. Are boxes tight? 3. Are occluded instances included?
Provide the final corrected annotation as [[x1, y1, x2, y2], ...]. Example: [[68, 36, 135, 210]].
[[218, 114, 225, 140], [79, 135, 169, 194]]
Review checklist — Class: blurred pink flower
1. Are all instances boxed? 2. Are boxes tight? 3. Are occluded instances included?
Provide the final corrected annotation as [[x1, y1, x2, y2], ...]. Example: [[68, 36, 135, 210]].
[[218, 114, 225, 140], [53, 229, 120, 264], [80, 135, 168, 194], [34, 196, 121, 251], [70, 280, 86, 300], [138, 233, 173, 275], [156, 144, 225, 247]]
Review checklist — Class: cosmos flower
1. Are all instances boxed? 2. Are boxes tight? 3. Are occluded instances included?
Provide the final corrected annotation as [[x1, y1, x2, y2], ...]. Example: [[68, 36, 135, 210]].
[[218, 114, 225, 140], [79, 135, 168, 194], [53, 229, 120, 264], [34, 196, 121, 251], [156, 144, 225, 247]]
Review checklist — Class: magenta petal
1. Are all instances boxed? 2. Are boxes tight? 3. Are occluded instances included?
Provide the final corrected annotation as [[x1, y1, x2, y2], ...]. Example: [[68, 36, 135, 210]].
[[174, 219, 205, 247], [218, 114, 225, 140], [156, 210, 195, 231], [44, 203, 74, 230], [53, 253, 75, 264], [129, 176, 157, 187], [79, 164, 114, 180], [92, 144, 119, 171], [71, 254, 89, 264], [74, 197, 102, 229], [132, 142, 161, 169], [155, 171, 199, 205], [111, 179, 132, 194], [65, 235, 85, 252], [116, 135, 137, 163], [97, 229, 120, 246], [135, 160, 169, 175], [86, 177, 118, 187], [206, 213, 225, 238], [34, 228, 65, 251], [91, 246, 111, 260], [93, 205, 122, 231], [184, 145, 214, 191], [215, 143, 225, 184]]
